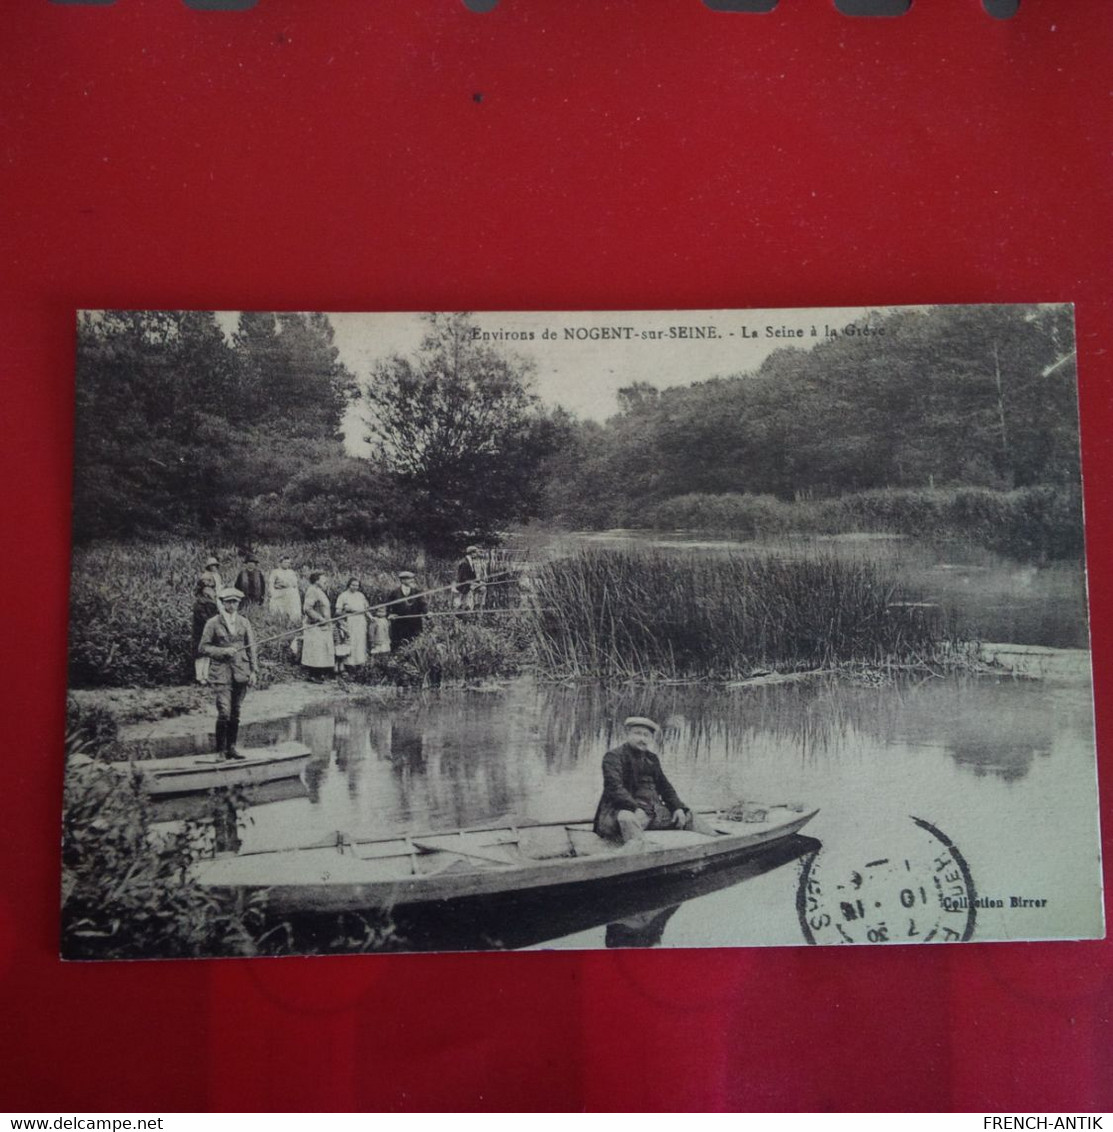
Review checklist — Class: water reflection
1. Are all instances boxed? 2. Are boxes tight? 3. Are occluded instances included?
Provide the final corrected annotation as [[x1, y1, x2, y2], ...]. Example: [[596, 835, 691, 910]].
[[532, 675, 1061, 784], [278, 833, 819, 953], [150, 776, 309, 824], [605, 907, 679, 948], [132, 657, 1094, 949], [134, 670, 1077, 834]]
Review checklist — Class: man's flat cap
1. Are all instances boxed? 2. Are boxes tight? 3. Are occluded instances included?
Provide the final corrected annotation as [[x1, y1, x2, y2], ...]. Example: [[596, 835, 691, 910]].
[[218, 587, 245, 601], [624, 716, 660, 734]]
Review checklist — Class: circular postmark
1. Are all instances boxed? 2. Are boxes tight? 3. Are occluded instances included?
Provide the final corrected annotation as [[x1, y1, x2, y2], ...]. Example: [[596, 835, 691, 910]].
[[797, 816, 977, 945]]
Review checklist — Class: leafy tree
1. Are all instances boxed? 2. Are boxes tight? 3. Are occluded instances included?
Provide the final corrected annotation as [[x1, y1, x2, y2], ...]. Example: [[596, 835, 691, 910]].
[[234, 311, 355, 440], [73, 310, 359, 542], [73, 310, 240, 539], [359, 312, 565, 551]]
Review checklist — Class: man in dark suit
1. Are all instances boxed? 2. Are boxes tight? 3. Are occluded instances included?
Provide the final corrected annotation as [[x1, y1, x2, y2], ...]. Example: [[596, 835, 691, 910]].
[[386, 570, 427, 649], [593, 716, 713, 843], [234, 553, 267, 609]]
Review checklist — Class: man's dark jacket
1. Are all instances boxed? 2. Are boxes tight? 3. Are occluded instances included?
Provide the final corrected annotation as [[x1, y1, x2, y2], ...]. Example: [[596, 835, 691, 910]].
[[456, 556, 481, 591], [387, 587, 427, 647], [234, 567, 266, 605], [592, 741, 686, 840]]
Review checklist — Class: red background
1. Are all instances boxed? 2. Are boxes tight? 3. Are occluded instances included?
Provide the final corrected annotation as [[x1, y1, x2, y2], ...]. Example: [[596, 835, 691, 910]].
[[2, 0, 1111, 1112]]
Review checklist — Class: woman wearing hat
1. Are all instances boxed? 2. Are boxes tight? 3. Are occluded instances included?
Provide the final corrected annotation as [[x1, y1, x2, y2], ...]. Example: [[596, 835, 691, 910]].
[[197, 586, 258, 759], [268, 555, 302, 624], [300, 571, 335, 680], [592, 717, 712, 844], [191, 555, 222, 683]]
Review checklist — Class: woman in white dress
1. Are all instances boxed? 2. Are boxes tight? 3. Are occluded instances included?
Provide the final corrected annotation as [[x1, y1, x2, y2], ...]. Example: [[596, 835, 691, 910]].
[[300, 571, 335, 679], [268, 556, 303, 623], [334, 577, 370, 668]]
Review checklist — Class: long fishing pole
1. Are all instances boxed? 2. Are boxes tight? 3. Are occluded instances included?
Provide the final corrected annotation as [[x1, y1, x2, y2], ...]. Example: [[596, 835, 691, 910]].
[[229, 573, 520, 651], [393, 606, 556, 620]]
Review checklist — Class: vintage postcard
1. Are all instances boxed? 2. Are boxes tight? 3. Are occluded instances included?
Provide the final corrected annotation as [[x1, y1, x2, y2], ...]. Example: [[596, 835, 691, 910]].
[[62, 304, 1102, 958]]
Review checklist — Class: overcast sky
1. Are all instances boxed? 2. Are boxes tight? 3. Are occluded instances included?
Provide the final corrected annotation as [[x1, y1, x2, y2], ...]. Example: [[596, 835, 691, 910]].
[[216, 307, 894, 453], [324, 308, 888, 422]]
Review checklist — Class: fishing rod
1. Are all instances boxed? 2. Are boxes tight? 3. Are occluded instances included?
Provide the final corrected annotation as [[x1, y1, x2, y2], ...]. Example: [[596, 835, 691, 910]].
[[226, 573, 521, 651], [392, 606, 557, 620]]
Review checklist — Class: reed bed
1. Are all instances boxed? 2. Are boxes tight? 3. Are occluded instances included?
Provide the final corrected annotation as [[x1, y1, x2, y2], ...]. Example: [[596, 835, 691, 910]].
[[528, 549, 945, 680]]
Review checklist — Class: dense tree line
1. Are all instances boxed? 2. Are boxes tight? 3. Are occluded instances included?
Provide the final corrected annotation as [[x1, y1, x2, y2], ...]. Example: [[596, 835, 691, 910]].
[[73, 310, 356, 542], [541, 305, 1080, 527], [73, 311, 567, 552], [74, 305, 1079, 551]]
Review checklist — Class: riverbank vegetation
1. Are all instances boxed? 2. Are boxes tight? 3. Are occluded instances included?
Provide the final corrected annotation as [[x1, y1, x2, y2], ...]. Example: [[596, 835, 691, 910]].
[[61, 705, 262, 958], [532, 550, 948, 680], [542, 305, 1081, 560], [70, 538, 951, 692], [644, 484, 1083, 562]]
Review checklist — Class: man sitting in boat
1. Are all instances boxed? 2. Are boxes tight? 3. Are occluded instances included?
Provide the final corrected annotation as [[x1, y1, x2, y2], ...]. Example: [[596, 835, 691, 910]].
[[198, 586, 258, 760], [593, 717, 714, 844]]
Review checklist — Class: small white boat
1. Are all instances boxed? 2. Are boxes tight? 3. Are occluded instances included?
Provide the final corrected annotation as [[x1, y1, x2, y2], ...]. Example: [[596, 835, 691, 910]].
[[121, 741, 313, 797]]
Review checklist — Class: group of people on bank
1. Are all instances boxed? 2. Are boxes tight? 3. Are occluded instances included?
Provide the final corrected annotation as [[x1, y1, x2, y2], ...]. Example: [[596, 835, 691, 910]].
[[191, 547, 491, 679], [191, 548, 492, 756], [190, 553, 698, 850], [191, 552, 457, 680]]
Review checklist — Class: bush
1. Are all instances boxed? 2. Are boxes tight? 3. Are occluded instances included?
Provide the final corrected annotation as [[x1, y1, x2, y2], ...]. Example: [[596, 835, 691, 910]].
[[348, 616, 531, 686], [647, 493, 790, 539], [61, 705, 262, 959]]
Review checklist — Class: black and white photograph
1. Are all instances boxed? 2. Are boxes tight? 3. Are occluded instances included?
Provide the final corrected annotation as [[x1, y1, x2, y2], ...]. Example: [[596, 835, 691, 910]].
[[62, 304, 1102, 959]]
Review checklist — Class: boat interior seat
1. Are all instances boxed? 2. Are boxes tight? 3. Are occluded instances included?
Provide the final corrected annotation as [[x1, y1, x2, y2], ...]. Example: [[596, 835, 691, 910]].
[[565, 828, 616, 857], [515, 826, 588, 860]]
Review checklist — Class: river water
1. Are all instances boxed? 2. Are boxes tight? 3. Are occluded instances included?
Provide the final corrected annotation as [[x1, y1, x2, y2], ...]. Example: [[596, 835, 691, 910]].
[[147, 535, 1100, 951]]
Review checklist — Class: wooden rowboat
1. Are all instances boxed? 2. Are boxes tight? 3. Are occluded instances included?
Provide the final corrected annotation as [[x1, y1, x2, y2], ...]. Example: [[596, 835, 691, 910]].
[[120, 741, 313, 797], [195, 804, 818, 919]]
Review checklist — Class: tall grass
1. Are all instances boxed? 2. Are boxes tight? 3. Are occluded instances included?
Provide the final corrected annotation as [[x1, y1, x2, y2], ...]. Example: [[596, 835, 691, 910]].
[[70, 539, 953, 689], [529, 550, 945, 680], [646, 485, 1084, 561]]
